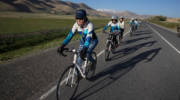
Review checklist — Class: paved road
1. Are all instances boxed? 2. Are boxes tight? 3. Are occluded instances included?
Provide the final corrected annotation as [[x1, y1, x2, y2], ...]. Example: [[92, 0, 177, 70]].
[[0, 22, 180, 100]]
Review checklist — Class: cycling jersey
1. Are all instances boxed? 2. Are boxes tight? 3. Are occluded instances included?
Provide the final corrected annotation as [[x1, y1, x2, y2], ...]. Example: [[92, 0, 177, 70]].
[[119, 21, 125, 29], [129, 20, 136, 26], [104, 21, 121, 32], [63, 21, 97, 48], [134, 20, 139, 26]]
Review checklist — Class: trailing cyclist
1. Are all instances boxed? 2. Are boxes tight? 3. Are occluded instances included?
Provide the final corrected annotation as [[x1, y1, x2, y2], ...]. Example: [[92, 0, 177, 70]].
[[102, 15, 121, 47], [129, 18, 136, 36], [119, 16, 125, 43], [58, 9, 98, 70], [134, 18, 139, 30]]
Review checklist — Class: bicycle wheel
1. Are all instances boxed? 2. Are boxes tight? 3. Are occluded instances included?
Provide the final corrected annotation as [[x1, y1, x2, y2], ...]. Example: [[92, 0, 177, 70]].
[[86, 52, 97, 80], [111, 41, 116, 54], [105, 41, 111, 61], [56, 65, 79, 100]]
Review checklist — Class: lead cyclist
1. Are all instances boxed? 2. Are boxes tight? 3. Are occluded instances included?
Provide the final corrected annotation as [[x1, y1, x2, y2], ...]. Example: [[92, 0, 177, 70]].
[[58, 9, 98, 69]]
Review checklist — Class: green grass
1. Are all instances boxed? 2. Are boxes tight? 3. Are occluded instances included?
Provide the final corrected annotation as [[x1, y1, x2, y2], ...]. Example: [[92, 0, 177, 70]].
[[0, 15, 109, 63], [0, 28, 104, 63], [0, 17, 74, 34], [148, 19, 180, 31]]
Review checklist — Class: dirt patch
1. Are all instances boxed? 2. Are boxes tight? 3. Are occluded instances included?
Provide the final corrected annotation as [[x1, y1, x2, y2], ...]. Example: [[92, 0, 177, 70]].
[[167, 18, 180, 23]]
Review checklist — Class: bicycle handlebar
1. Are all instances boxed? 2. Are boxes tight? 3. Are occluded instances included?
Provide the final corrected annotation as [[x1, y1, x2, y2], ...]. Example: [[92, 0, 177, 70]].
[[57, 48, 78, 57], [103, 31, 120, 35]]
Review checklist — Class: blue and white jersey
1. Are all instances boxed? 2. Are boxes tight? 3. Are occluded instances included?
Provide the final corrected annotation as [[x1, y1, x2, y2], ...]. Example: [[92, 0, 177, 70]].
[[104, 21, 121, 32], [62, 21, 97, 48], [129, 20, 136, 26], [134, 20, 139, 26]]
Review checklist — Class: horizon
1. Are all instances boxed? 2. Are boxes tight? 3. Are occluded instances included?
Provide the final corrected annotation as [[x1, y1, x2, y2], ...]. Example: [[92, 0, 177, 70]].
[[63, 0, 180, 18]]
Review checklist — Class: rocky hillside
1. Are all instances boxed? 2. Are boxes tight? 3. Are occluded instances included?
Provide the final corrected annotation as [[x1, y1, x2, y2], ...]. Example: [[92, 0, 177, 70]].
[[0, 0, 107, 16], [97, 9, 152, 19]]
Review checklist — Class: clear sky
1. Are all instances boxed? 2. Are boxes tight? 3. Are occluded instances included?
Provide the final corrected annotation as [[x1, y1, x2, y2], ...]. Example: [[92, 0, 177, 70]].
[[64, 0, 180, 18]]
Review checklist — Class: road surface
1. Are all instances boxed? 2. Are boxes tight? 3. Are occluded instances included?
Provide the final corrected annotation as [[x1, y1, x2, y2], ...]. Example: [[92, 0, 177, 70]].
[[0, 22, 180, 100]]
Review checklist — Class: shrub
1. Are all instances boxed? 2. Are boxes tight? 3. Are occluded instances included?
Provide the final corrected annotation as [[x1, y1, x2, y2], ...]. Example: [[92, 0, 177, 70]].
[[153, 16, 167, 21]]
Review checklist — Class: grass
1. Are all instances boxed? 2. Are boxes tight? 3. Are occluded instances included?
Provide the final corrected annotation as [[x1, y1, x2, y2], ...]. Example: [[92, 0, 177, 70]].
[[148, 19, 180, 31], [0, 14, 109, 63], [0, 17, 74, 34], [0, 28, 104, 63]]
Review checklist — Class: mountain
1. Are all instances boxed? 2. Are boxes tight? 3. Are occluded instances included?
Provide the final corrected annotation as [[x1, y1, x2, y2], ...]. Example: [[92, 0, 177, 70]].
[[0, 0, 108, 17], [97, 9, 152, 19]]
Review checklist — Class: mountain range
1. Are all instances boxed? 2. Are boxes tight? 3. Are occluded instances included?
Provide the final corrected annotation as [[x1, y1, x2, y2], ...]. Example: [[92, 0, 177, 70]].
[[0, 0, 151, 18], [97, 9, 152, 19]]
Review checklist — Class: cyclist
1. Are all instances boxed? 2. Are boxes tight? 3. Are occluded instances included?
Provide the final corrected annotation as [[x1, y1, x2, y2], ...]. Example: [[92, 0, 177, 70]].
[[119, 16, 125, 43], [134, 18, 139, 30], [58, 9, 98, 68], [129, 18, 136, 36], [102, 15, 121, 47]]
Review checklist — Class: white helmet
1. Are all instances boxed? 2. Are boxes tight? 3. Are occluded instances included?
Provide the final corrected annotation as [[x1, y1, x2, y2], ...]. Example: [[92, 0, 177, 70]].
[[131, 18, 135, 21], [120, 16, 124, 19], [111, 15, 118, 20]]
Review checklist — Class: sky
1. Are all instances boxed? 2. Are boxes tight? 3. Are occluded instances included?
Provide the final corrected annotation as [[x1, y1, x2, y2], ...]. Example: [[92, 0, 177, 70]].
[[63, 0, 180, 18]]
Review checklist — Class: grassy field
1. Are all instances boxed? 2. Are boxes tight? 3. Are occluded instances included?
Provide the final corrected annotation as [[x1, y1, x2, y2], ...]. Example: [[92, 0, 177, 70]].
[[148, 19, 180, 31], [0, 13, 109, 63]]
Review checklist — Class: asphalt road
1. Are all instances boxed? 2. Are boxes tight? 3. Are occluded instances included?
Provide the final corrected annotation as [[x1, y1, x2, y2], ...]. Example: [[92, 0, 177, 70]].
[[0, 22, 180, 100]]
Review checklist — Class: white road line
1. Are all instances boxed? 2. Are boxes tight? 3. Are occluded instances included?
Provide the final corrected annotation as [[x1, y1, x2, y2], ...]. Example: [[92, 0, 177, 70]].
[[39, 30, 130, 100], [40, 85, 56, 100], [97, 50, 105, 57], [148, 25, 180, 54]]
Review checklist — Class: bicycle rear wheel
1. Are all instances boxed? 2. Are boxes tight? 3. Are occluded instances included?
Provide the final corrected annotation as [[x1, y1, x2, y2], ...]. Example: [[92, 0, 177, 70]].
[[86, 52, 97, 80], [56, 65, 79, 100], [105, 42, 111, 61]]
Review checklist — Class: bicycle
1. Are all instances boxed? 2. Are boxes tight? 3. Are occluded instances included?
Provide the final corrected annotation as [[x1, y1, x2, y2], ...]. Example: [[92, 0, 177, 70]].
[[130, 24, 136, 36], [56, 48, 97, 100], [103, 31, 119, 61]]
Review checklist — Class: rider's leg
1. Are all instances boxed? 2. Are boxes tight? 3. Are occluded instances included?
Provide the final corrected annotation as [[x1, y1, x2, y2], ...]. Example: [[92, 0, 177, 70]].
[[121, 29, 124, 40], [77, 39, 84, 66], [86, 39, 98, 64], [113, 35, 118, 47]]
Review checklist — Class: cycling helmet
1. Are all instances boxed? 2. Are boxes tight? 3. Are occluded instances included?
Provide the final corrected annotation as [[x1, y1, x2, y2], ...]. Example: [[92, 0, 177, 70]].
[[120, 16, 124, 19], [111, 15, 118, 20], [75, 9, 87, 19]]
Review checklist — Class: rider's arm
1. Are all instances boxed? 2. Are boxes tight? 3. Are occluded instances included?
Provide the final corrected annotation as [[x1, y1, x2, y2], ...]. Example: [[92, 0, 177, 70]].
[[117, 22, 121, 31], [103, 21, 112, 31], [84, 23, 94, 48], [62, 23, 77, 45]]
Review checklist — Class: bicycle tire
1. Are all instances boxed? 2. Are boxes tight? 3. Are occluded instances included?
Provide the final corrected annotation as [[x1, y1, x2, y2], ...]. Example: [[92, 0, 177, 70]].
[[86, 52, 97, 80], [105, 41, 111, 61], [56, 65, 79, 100]]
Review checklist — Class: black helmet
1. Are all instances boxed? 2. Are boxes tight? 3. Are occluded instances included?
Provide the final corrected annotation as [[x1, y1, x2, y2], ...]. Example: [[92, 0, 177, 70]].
[[75, 9, 87, 19]]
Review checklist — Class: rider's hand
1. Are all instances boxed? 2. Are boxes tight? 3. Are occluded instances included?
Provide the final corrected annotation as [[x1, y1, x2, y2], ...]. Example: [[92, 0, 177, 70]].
[[102, 30, 105, 34], [57, 44, 66, 55], [80, 47, 88, 60]]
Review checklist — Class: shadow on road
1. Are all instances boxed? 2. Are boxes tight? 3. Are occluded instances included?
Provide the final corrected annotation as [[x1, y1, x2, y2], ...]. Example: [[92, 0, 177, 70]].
[[109, 40, 157, 61], [74, 48, 162, 100], [132, 30, 152, 37], [124, 36, 152, 45]]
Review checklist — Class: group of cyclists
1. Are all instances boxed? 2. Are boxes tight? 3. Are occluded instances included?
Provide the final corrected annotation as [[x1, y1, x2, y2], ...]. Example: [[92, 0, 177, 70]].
[[58, 9, 139, 73]]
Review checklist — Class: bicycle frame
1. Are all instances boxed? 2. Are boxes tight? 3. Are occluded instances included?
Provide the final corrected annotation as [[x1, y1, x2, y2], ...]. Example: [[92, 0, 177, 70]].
[[106, 33, 117, 50], [61, 49, 88, 86]]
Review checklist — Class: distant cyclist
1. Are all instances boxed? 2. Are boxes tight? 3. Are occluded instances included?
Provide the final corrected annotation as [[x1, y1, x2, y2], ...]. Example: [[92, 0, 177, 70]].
[[58, 9, 98, 67], [129, 18, 136, 36], [134, 18, 139, 30], [102, 15, 121, 47], [119, 16, 125, 42]]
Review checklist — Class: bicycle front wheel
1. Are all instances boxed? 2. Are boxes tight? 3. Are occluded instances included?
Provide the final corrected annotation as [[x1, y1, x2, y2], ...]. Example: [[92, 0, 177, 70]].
[[56, 65, 79, 100]]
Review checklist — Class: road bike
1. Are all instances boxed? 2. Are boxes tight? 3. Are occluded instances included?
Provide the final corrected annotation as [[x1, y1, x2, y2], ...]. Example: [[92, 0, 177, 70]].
[[56, 48, 97, 100], [104, 32, 119, 61]]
